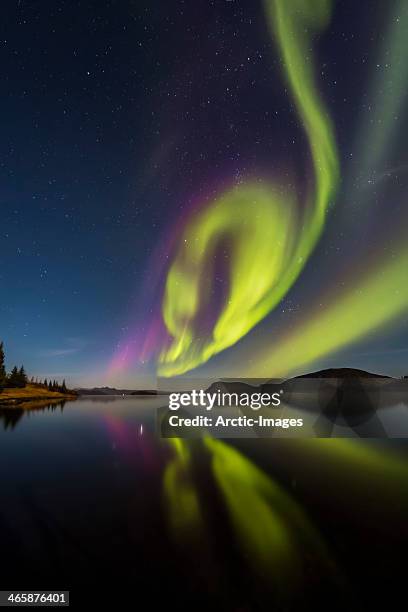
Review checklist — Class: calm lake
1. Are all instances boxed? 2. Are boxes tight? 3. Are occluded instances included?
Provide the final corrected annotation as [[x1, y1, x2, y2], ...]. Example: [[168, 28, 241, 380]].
[[0, 396, 407, 609]]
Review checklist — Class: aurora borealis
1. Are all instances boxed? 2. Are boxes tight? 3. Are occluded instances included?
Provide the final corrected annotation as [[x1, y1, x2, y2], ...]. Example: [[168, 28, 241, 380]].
[[2, 1, 408, 386], [159, 0, 339, 377], [154, 0, 408, 381]]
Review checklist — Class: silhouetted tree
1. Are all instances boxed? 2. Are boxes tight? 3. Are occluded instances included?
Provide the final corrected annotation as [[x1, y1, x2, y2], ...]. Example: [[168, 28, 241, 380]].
[[8, 366, 20, 387], [0, 342, 6, 392], [18, 365, 27, 388]]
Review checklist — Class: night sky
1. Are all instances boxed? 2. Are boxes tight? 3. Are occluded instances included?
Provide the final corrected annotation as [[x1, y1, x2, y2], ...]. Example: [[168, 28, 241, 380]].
[[1, 0, 407, 387]]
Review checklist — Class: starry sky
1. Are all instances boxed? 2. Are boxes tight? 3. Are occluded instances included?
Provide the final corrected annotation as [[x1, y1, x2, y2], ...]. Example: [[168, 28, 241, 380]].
[[1, 0, 407, 387]]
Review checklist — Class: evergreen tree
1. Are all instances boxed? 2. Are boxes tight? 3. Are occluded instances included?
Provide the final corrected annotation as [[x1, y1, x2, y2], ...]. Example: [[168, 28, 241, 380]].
[[44, 378, 48, 388], [17, 365, 27, 388], [61, 379, 67, 393], [0, 342, 6, 391], [8, 366, 20, 387]]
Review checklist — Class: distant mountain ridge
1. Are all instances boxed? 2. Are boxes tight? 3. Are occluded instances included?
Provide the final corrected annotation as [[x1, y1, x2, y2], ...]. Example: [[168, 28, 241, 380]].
[[206, 368, 397, 396], [76, 369, 398, 397], [75, 387, 157, 396]]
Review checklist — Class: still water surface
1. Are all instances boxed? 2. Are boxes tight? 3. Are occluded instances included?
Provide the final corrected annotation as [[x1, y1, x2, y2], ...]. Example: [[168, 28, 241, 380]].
[[0, 396, 407, 609]]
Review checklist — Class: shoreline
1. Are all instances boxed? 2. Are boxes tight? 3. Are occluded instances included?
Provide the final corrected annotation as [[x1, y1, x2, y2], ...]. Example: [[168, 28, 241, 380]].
[[0, 385, 78, 408]]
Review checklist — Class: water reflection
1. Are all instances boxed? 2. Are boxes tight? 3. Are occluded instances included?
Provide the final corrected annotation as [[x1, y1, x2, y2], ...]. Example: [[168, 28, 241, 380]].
[[314, 378, 386, 437], [0, 407, 24, 430], [0, 397, 407, 608], [0, 399, 67, 430], [163, 439, 204, 539], [204, 437, 333, 590]]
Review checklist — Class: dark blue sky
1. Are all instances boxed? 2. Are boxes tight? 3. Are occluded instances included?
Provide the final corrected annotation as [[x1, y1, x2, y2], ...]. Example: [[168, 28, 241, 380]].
[[1, 0, 407, 386]]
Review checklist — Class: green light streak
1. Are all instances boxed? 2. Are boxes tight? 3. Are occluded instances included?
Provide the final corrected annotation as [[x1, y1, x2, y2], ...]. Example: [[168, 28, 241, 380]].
[[239, 2, 408, 379], [299, 439, 408, 484], [248, 247, 408, 377], [204, 437, 329, 580], [163, 437, 406, 577], [160, 182, 298, 374], [205, 437, 294, 570], [159, 0, 338, 376], [163, 438, 203, 537], [352, 0, 408, 184], [265, 0, 338, 226]]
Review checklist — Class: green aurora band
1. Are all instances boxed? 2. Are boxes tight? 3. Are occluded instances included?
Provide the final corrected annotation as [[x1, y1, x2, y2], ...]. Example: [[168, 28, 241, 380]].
[[159, 1, 408, 381], [247, 245, 408, 377], [352, 0, 408, 187], [241, 0, 408, 378], [159, 0, 339, 377]]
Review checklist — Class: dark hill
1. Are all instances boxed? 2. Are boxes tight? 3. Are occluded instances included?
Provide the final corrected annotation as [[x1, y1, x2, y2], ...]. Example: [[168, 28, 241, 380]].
[[295, 368, 391, 379]]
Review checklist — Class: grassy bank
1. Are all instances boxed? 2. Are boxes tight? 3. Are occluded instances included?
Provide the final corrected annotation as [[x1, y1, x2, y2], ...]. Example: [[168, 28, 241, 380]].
[[0, 384, 77, 406]]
